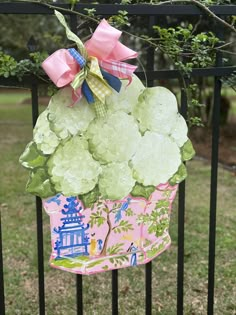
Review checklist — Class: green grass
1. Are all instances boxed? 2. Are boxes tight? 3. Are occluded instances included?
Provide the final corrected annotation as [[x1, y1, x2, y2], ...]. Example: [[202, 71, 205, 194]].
[[0, 91, 235, 315], [0, 88, 30, 105]]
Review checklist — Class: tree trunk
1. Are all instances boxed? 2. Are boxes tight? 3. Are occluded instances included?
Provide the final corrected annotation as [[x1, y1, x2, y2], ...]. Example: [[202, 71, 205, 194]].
[[100, 212, 112, 256]]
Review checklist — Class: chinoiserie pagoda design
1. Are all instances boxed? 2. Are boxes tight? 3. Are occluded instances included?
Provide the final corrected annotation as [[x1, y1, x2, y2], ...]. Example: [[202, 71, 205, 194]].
[[53, 197, 90, 258]]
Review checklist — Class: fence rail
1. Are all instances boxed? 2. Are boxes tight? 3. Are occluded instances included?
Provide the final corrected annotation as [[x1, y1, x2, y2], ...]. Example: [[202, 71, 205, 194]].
[[1, 3, 236, 15], [0, 66, 236, 87], [0, 3, 235, 315]]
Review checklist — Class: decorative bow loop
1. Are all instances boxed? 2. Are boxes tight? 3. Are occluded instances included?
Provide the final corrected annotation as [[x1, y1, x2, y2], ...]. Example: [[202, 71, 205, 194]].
[[42, 49, 80, 88], [42, 10, 138, 117], [85, 19, 138, 82], [85, 19, 137, 62]]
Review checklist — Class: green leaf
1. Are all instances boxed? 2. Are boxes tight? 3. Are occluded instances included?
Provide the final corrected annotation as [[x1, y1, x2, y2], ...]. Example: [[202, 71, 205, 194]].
[[97, 216, 106, 227], [103, 206, 110, 214], [155, 200, 169, 209], [130, 182, 155, 200], [169, 163, 187, 185], [89, 211, 106, 228], [125, 208, 134, 217], [84, 8, 96, 17], [147, 247, 159, 259], [86, 260, 103, 269], [102, 265, 109, 270], [107, 243, 124, 255], [181, 139, 195, 161], [51, 258, 83, 268], [113, 220, 134, 233], [26, 168, 55, 198], [19, 141, 48, 170], [79, 185, 100, 209]]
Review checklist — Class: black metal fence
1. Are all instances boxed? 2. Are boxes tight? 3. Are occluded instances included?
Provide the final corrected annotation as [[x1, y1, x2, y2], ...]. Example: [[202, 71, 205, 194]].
[[0, 3, 235, 315]]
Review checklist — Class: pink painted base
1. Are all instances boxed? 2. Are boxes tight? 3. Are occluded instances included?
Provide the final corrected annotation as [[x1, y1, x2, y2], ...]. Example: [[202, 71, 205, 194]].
[[43, 183, 178, 275]]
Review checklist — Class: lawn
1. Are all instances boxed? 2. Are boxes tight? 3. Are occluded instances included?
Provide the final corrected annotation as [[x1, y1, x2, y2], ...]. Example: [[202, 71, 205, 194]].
[[0, 90, 235, 315]]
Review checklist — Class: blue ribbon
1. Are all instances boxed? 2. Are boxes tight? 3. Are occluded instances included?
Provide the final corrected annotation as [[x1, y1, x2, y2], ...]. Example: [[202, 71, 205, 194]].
[[68, 48, 86, 68], [100, 68, 122, 93], [82, 69, 121, 105], [82, 81, 94, 103]]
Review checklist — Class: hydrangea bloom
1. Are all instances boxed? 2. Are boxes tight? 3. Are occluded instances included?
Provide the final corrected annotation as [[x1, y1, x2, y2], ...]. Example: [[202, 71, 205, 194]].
[[170, 113, 188, 147], [20, 75, 195, 202], [99, 162, 135, 200], [132, 87, 178, 135], [48, 87, 95, 139], [106, 75, 144, 114], [47, 136, 101, 195], [33, 109, 59, 155], [131, 131, 181, 186], [86, 111, 141, 164]]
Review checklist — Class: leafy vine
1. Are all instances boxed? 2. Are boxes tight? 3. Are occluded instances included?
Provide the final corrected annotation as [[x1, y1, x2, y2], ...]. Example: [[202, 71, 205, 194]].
[[0, 0, 235, 125]]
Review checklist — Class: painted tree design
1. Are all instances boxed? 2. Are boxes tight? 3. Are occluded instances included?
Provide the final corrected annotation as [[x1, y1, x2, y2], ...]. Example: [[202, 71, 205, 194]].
[[89, 202, 133, 256], [137, 199, 170, 237]]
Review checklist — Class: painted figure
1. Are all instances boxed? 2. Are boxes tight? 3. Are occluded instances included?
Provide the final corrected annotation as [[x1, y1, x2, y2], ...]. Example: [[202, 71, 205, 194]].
[[46, 194, 61, 205], [115, 197, 131, 223], [127, 242, 138, 266], [97, 239, 103, 251], [90, 239, 97, 256]]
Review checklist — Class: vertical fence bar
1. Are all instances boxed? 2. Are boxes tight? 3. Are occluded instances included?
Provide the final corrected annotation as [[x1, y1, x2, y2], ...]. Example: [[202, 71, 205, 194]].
[[177, 85, 188, 315], [207, 75, 221, 315], [207, 26, 223, 315], [76, 275, 83, 315], [112, 269, 118, 315], [0, 210, 5, 315], [69, 14, 85, 315], [31, 80, 45, 315], [145, 262, 152, 315], [145, 15, 155, 315], [70, 12, 77, 35]]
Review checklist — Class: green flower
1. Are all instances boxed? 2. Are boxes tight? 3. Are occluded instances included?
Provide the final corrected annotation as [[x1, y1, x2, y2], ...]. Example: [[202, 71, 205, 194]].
[[86, 111, 141, 164], [33, 109, 59, 154], [48, 86, 95, 139], [132, 87, 178, 135], [99, 162, 135, 200], [48, 136, 101, 195], [131, 131, 181, 186], [106, 74, 144, 114]]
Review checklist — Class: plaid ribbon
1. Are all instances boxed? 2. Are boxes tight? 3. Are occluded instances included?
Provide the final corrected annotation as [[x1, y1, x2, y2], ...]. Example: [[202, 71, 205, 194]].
[[93, 99, 108, 118], [86, 57, 112, 104], [99, 60, 137, 83], [68, 48, 86, 68], [70, 55, 112, 106], [71, 67, 87, 90]]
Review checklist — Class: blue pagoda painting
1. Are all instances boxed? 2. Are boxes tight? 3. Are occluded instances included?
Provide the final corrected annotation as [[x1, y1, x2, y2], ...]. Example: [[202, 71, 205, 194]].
[[53, 197, 90, 258]]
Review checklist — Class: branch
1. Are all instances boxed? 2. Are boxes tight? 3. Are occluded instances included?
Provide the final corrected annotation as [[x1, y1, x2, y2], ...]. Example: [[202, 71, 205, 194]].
[[217, 41, 236, 49], [16, 0, 99, 24], [16, 0, 236, 36], [189, 0, 236, 34], [152, 0, 236, 34], [217, 49, 236, 55]]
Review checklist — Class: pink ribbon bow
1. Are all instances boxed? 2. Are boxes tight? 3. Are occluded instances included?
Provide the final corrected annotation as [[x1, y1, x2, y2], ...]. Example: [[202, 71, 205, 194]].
[[42, 49, 80, 88], [85, 19, 138, 82], [42, 19, 138, 93]]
